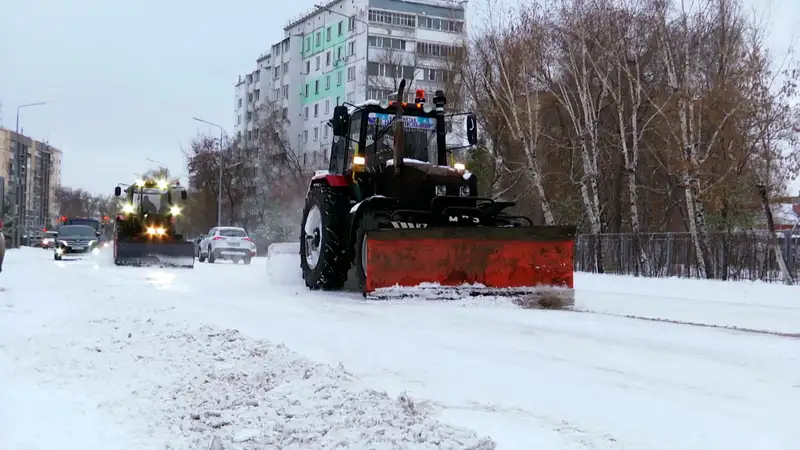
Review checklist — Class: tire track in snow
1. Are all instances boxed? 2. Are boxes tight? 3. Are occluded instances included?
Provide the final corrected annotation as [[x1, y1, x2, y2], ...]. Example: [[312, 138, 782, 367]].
[[569, 308, 800, 338]]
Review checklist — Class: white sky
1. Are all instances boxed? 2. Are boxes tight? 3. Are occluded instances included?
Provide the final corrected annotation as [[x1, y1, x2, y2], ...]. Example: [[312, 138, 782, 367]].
[[0, 0, 797, 195]]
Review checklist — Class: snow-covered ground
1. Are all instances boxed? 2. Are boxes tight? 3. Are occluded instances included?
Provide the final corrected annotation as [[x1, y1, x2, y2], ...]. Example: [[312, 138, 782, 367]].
[[1, 247, 798, 450]]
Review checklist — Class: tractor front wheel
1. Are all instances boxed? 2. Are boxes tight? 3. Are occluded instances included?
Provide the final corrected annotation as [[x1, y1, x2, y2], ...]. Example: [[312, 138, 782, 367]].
[[300, 184, 350, 290]]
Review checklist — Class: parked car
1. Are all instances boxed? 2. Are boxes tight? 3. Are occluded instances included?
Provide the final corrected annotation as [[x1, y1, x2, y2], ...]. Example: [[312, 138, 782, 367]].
[[198, 227, 256, 264]]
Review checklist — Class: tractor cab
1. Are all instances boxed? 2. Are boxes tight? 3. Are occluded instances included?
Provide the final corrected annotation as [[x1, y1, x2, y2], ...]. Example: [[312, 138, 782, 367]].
[[326, 85, 479, 205], [114, 178, 187, 217]]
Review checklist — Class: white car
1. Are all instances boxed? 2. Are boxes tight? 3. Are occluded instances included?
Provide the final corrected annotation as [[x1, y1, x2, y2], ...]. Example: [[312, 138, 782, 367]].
[[198, 227, 256, 264]]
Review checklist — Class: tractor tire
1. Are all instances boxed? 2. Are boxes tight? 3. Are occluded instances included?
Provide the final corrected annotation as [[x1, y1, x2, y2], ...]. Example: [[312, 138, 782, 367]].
[[300, 184, 351, 290]]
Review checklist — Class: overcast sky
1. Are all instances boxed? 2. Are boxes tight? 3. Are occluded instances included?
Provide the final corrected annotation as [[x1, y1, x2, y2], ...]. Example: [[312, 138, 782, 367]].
[[0, 0, 797, 195]]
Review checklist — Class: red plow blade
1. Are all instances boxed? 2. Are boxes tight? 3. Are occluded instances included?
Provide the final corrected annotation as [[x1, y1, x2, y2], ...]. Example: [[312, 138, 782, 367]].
[[365, 226, 577, 307]]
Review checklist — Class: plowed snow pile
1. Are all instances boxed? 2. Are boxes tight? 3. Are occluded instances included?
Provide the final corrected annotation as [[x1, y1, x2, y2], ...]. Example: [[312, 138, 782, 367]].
[[7, 314, 494, 450]]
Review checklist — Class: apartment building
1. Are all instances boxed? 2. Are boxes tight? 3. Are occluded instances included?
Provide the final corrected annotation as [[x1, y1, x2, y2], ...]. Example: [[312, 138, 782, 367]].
[[233, 0, 468, 167], [0, 128, 63, 229]]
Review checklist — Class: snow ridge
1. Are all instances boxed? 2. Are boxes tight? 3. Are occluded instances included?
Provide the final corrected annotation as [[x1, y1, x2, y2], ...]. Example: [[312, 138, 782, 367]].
[[16, 314, 495, 450]]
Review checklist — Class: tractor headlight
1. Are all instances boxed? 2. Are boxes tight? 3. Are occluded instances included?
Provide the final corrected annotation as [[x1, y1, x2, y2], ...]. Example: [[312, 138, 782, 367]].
[[58, 240, 68, 246], [122, 203, 135, 214], [453, 162, 466, 171], [435, 185, 447, 196], [170, 206, 181, 216], [135, 179, 146, 187], [146, 227, 166, 236], [353, 155, 365, 165], [156, 179, 169, 190], [460, 185, 470, 196]]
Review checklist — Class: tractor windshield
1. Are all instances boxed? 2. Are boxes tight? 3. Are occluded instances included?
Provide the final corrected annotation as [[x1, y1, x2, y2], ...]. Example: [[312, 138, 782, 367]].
[[134, 189, 168, 215], [366, 113, 437, 165]]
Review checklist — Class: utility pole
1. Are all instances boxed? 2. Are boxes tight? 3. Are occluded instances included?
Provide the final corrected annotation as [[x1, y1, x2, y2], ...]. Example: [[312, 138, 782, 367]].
[[192, 117, 226, 226]]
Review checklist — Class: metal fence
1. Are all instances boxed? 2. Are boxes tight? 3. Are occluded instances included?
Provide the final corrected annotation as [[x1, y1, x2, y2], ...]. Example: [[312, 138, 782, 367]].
[[575, 232, 800, 283]]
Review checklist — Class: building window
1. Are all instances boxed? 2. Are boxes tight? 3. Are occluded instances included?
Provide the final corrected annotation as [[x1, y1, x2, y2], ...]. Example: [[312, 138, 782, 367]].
[[337, 21, 343, 36], [367, 9, 415, 28], [315, 80, 319, 94], [325, 99, 330, 114], [349, 16, 356, 32], [336, 95, 340, 105], [305, 84, 309, 96], [313, 127, 318, 141], [324, 125, 329, 139], [306, 61, 310, 73], [326, 51, 331, 66], [283, 62, 288, 74], [314, 103, 319, 117], [274, 67, 280, 78], [304, 106, 309, 119], [326, 27, 331, 41], [326, 75, 330, 90], [304, 130, 308, 143], [316, 32, 321, 46], [316, 56, 320, 70], [418, 17, 464, 33], [283, 85, 289, 98], [336, 46, 342, 61], [367, 36, 407, 51], [347, 41, 355, 56], [416, 41, 462, 59], [347, 66, 355, 81]]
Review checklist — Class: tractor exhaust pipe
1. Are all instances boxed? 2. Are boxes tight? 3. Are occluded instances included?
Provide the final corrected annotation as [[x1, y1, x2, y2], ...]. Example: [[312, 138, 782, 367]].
[[393, 79, 407, 176]]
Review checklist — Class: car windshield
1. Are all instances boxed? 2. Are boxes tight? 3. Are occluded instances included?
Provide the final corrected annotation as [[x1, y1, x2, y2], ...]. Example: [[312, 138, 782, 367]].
[[45, 231, 58, 237], [58, 225, 95, 237], [134, 189, 168, 214], [365, 113, 437, 164], [219, 229, 247, 237]]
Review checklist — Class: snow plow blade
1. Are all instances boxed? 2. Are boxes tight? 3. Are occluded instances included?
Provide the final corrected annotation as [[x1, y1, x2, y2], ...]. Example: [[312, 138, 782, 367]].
[[365, 226, 576, 308], [115, 241, 195, 268]]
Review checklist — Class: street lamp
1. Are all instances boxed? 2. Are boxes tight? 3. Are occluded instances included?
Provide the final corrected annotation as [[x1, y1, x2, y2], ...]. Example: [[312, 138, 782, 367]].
[[191, 117, 227, 227], [13, 101, 51, 248], [314, 4, 370, 103]]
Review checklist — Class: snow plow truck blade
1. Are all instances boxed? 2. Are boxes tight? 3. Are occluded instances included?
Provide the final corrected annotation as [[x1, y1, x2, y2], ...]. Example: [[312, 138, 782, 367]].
[[114, 241, 195, 268], [364, 226, 577, 309]]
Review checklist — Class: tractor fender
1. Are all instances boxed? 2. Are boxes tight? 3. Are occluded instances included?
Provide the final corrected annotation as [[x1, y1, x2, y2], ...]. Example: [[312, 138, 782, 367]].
[[307, 171, 349, 197], [347, 195, 397, 253]]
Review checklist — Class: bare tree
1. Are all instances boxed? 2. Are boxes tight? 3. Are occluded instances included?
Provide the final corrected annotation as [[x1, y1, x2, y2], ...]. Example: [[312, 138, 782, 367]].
[[366, 46, 421, 101], [468, 1, 556, 224]]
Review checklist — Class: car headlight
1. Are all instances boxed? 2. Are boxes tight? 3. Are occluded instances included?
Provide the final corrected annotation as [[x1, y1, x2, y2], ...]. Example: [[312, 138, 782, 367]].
[[88, 240, 96, 246], [460, 185, 470, 196], [435, 185, 447, 196], [169, 206, 181, 215]]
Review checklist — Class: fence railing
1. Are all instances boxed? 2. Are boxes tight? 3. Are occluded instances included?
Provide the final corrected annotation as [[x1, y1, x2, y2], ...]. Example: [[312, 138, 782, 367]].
[[575, 232, 800, 283]]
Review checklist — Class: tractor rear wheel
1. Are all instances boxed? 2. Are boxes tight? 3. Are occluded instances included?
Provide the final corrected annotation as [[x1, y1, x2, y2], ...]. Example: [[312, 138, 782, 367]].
[[300, 184, 350, 290]]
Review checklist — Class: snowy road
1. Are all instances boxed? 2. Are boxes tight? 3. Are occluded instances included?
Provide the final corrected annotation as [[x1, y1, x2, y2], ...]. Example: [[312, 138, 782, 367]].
[[1, 247, 798, 450]]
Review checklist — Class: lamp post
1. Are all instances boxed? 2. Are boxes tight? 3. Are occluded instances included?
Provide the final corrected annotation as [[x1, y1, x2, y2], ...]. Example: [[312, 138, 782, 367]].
[[315, 4, 370, 103], [13, 101, 51, 248], [191, 117, 226, 226]]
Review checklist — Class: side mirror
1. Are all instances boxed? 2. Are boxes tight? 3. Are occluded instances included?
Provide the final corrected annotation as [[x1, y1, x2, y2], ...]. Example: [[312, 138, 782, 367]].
[[466, 113, 478, 146], [114, 186, 122, 196], [181, 190, 187, 200], [331, 105, 349, 137]]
